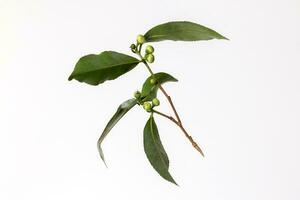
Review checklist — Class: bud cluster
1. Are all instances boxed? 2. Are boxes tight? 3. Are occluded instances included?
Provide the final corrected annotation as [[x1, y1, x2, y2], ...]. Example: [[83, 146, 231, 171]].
[[131, 35, 160, 113], [141, 97, 160, 112], [134, 34, 156, 64], [144, 45, 155, 63], [133, 90, 160, 113]]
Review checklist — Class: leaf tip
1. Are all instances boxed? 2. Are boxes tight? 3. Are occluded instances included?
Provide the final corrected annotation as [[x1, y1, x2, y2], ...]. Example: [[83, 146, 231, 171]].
[[173, 180, 179, 186], [99, 151, 108, 168], [97, 142, 108, 168], [102, 159, 108, 168], [217, 34, 229, 40], [68, 75, 73, 81], [168, 177, 178, 186]]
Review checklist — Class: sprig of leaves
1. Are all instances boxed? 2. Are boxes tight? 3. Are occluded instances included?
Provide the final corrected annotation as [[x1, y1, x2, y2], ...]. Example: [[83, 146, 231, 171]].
[[68, 21, 227, 185]]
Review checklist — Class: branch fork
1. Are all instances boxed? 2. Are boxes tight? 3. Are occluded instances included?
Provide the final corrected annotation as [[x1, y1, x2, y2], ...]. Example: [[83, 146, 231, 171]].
[[136, 46, 204, 157]]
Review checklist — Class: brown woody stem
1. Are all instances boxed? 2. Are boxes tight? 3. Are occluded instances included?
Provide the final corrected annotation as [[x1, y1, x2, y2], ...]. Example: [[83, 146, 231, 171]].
[[135, 46, 204, 156], [153, 110, 204, 157]]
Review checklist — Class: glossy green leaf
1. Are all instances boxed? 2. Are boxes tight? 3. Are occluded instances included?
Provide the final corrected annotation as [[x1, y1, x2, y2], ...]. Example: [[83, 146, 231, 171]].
[[97, 98, 137, 166], [141, 72, 178, 101], [68, 51, 140, 85], [144, 115, 177, 185], [144, 21, 227, 42]]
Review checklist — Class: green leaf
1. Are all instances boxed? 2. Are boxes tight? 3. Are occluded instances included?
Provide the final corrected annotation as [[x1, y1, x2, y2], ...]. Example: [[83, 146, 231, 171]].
[[68, 51, 140, 85], [144, 21, 227, 42], [144, 115, 177, 185], [97, 98, 137, 166], [141, 72, 178, 101]]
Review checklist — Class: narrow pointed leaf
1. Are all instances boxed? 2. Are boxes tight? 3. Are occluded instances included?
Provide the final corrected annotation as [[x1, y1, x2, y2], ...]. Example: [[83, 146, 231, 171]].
[[143, 115, 177, 185], [97, 98, 137, 166], [68, 51, 140, 85], [141, 72, 178, 101], [144, 21, 227, 42]]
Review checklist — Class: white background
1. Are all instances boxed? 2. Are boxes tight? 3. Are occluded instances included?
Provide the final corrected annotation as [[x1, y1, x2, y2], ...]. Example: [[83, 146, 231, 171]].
[[1, 0, 300, 199]]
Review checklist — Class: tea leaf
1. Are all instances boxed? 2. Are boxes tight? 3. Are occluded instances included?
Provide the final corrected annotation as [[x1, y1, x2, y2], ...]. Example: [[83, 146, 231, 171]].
[[69, 51, 140, 85], [144, 115, 177, 185], [144, 21, 227, 42], [97, 98, 137, 166]]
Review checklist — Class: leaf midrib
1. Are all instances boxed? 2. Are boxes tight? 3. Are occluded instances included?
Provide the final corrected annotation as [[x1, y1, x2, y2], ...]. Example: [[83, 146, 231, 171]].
[[146, 29, 214, 40], [71, 60, 140, 77]]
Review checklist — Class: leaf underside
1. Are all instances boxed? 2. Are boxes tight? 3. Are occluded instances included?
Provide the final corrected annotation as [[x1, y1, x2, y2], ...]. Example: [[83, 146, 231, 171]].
[[97, 98, 137, 166], [144, 21, 228, 42], [68, 51, 140, 85], [144, 115, 177, 185], [141, 72, 178, 101]]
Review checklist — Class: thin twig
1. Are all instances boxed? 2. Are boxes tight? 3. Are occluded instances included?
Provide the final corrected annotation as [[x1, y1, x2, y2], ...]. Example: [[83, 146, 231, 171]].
[[158, 85, 182, 125], [152, 109, 204, 157], [178, 124, 205, 157], [136, 47, 204, 157], [152, 109, 177, 124]]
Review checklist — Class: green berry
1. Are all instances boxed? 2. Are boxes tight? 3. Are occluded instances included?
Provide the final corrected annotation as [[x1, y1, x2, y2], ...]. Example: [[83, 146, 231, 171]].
[[145, 54, 155, 63], [137, 34, 145, 44], [145, 45, 154, 54], [143, 102, 152, 112], [152, 98, 160, 106], [133, 91, 141, 99], [150, 78, 157, 85]]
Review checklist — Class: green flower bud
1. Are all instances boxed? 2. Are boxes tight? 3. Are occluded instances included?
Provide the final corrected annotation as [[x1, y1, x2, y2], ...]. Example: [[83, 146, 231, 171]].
[[150, 78, 157, 85], [143, 102, 152, 112], [152, 98, 160, 106], [133, 91, 141, 99], [137, 34, 145, 44], [130, 44, 136, 52], [145, 53, 155, 63], [145, 45, 154, 54]]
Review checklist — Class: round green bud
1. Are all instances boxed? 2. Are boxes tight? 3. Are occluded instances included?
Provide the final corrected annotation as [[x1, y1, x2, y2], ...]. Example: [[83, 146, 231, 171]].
[[137, 34, 145, 44], [143, 102, 152, 112], [150, 78, 157, 85], [145, 53, 155, 63], [152, 98, 160, 106], [133, 91, 141, 99], [145, 45, 154, 54]]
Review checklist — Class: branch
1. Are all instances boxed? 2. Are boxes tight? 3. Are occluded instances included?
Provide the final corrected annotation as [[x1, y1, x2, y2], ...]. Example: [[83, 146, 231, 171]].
[[157, 85, 182, 125], [152, 110, 204, 157], [135, 45, 204, 157]]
